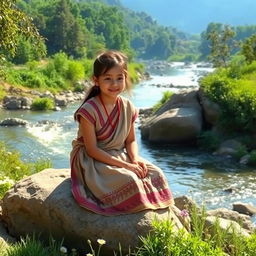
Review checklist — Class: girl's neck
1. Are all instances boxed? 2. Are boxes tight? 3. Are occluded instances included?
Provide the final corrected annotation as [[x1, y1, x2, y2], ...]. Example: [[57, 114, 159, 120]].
[[98, 94, 118, 106]]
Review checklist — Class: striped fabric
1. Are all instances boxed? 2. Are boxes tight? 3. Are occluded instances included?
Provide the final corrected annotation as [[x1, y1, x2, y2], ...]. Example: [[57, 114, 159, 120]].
[[70, 96, 173, 215]]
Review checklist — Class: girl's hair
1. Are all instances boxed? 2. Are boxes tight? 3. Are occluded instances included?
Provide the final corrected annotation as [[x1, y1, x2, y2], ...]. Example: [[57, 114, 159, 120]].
[[74, 50, 131, 121]]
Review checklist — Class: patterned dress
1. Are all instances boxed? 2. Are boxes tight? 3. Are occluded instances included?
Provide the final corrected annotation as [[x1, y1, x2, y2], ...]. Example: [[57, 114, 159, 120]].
[[70, 96, 173, 215]]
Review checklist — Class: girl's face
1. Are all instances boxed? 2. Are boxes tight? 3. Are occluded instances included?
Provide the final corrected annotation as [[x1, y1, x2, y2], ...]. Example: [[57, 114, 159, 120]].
[[94, 65, 126, 99]]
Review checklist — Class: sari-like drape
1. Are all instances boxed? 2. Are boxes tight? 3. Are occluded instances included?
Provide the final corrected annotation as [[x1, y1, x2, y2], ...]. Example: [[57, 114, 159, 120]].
[[70, 96, 173, 215]]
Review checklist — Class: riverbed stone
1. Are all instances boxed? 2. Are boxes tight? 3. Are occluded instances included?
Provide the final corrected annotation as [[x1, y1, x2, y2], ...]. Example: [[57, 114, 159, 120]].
[[140, 90, 203, 143], [1, 168, 185, 255], [205, 216, 250, 237], [207, 208, 254, 232], [233, 202, 256, 216], [0, 118, 28, 126]]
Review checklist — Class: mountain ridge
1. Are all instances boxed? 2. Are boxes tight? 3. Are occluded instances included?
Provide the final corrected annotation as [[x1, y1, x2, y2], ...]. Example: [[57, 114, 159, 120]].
[[121, 0, 256, 34]]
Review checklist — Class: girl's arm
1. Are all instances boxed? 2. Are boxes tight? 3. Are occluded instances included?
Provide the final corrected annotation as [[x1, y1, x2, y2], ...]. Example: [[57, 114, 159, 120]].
[[125, 122, 139, 163], [80, 117, 145, 178], [125, 122, 148, 177]]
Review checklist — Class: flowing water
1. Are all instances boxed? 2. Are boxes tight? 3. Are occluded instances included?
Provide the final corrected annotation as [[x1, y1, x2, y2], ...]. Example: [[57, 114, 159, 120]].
[[0, 62, 255, 223]]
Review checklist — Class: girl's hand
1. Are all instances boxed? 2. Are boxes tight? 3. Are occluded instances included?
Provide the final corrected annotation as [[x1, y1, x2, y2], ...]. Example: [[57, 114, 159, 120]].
[[125, 163, 145, 179], [137, 160, 148, 177]]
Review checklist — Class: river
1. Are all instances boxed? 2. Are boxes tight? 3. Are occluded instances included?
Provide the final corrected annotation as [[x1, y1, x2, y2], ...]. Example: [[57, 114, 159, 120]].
[[0, 61, 255, 222]]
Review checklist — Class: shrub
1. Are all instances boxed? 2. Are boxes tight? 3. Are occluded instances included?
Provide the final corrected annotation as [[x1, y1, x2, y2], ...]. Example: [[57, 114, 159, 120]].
[[31, 97, 54, 111], [66, 61, 85, 82], [52, 52, 69, 75], [233, 144, 248, 160], [153, 91, 173, 112], [200, 68, 256, 133], [248, 150, 256, 166], [197, 130, 222, 151]]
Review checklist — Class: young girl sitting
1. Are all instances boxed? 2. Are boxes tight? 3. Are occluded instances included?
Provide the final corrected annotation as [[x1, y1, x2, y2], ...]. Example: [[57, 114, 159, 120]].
[[70, 50, 174, 215]]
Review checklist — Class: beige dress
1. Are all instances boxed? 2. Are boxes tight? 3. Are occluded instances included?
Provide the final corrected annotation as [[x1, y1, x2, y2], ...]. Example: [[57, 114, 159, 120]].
[[70, 96, 173, 215]]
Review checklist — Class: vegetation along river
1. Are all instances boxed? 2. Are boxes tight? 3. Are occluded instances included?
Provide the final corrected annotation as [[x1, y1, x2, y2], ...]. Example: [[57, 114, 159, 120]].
[[0, 62, 255, 223]]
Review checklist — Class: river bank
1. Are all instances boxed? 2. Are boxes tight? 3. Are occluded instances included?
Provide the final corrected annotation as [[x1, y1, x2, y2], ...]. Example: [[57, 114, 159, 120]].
[[0, 61, 256, 224]]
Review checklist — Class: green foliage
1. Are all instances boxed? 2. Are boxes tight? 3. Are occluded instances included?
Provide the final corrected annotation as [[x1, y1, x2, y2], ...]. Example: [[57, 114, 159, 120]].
[[207, 25, 236, 67], [31, 97, 55, 111], [0, 86, 6, 101], [233, 144, 248, 160], [200, 64, 256, 133], [198, 130, 222, 151], [128, 62, 144, 83], [66, 61, 85, 82], [52, 52, 69, 75], [241, 34, 256, 64], [248, 150, 256, 166], [3, 235, 64, 256], [135, 218, 224, 256], [0, 0, 45, 58], [153, 91, 173, 112], [0, 141, 52, 198], [169, 53, 198, 62]]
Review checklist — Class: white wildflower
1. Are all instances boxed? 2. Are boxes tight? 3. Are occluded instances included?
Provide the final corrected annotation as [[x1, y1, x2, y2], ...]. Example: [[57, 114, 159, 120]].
[[60, 246, 67, 254], [97, 239, 106, 245]]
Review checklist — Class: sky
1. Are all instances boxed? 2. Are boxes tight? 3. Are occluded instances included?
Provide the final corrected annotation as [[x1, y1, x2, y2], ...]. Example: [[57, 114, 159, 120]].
[[121, 0, 256, 34]]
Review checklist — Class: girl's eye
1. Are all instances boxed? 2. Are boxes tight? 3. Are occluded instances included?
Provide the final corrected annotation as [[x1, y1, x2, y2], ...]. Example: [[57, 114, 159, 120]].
[[118, 77, 124, 80], [104, 77, 111, 81]]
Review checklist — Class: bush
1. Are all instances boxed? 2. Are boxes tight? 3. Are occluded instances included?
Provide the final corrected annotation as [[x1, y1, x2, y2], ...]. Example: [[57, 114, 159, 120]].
[[66, 61, 85, 82], [153, 91, 173, 112], [248, 150, 256, 166], [200, 67, 256, 133], [198, 130, 222, 151], [31, 97, 55, 111]]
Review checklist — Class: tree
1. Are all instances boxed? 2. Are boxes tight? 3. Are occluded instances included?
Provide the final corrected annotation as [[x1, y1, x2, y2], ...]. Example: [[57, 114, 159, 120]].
[[207, 25, 236, 67], [241, 34, 256, 64], [0, 0, 44, 57]]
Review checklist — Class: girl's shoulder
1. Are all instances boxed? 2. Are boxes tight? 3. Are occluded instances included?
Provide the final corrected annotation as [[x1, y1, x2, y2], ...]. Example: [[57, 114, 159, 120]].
[[80, 97, 98, 111], [119, 96, 135, 108]]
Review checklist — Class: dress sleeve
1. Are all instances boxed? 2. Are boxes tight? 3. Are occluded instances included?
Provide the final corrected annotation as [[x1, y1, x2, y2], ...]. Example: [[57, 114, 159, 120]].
[[75, 102, 96, 125]]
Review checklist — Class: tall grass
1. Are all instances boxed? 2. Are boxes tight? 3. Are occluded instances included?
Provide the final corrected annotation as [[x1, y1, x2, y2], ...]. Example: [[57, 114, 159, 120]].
[[0, 141, 52, 198]]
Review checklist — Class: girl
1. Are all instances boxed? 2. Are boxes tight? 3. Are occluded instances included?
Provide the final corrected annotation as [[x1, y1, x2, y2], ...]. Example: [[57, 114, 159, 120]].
[[70, 50, 174, 215]]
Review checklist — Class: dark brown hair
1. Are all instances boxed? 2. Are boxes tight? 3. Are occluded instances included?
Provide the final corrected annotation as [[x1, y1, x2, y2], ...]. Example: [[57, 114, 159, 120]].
[[74, 50, 131, 121]]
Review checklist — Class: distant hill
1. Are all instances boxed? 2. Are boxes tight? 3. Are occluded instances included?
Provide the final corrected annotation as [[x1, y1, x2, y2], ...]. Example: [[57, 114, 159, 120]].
[[121, 0, 256, 34]]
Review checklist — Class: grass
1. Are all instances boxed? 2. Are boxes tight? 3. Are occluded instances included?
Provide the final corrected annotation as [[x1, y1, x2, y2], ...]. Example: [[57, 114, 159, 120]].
[[153, 90, 173, 113], [1, 205, 256, 255], [0, 141, 52, 198]]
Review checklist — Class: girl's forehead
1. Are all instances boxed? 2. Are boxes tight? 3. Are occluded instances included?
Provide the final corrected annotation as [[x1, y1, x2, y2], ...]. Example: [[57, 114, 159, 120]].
[[102, 65, 124, 76]]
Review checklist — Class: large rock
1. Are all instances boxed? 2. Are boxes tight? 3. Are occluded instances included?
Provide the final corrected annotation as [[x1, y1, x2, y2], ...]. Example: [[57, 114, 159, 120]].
[[198, 88, 221, 126], [141, 90, 202, 143], [1, 169, 184, 255]]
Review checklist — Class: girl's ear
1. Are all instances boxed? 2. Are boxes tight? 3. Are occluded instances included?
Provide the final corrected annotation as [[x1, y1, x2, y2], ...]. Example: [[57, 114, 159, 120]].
[[92, 76, 98, 85]]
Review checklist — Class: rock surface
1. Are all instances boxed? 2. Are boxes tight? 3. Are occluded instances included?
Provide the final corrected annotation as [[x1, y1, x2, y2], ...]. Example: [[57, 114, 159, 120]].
[[1, 169, 184, 255], [233, 202, 256, 216], [141, 90, 202, 143]]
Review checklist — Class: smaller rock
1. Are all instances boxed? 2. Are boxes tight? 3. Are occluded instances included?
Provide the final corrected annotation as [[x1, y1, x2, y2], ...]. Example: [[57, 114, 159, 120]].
[[0, 118, 28, 126], [174, 196, 197, 213], [205, 216, 250, 237], [239, 154, 250, 165], [233, 202, 256, 216]]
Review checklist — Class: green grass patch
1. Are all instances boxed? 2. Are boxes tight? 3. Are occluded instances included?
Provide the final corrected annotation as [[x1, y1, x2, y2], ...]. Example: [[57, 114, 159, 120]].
[[0, 141, 51, 198], [31, 97, 55, 111], [128, 62, 145, 84], [153, 90, 173, 113]]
